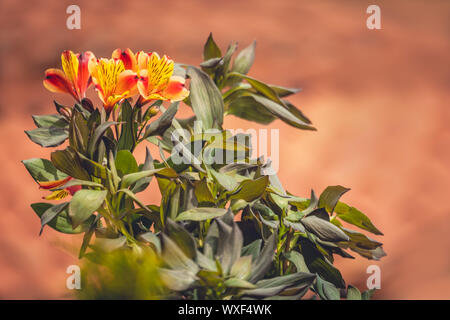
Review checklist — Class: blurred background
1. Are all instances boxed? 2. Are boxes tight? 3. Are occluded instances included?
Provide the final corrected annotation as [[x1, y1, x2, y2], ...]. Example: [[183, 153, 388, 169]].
[[0, 0, 449, 299]]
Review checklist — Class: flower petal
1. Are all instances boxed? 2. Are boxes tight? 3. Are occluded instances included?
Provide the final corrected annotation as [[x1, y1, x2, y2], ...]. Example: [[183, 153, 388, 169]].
[[37, 176, 72, 190], [116, 70, 139, 96], [112, 48, 137, 71], [43, 68, 77, 99], [77, 51, 96, 98], [44, 190, 69, 201], [161, 76, 190, 101]]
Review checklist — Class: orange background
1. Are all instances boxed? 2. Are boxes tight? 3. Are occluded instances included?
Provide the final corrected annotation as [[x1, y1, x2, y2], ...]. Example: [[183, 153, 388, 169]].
[[0, 0, 449, 299]]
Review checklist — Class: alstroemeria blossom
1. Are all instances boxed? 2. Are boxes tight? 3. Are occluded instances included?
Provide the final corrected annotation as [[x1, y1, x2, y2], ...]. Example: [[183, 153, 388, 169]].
[[38, 177, 81, 201], [137, 52, 189, 102], [43, 50, 95, 102], [112, 48, 150, 76], [88, 58, 138, 112]]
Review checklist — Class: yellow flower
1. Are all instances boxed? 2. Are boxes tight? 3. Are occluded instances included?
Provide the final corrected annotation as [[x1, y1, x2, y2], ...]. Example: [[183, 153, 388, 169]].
[[88, 58, 138, 112], [43, 50, 95, 102], [137, 52, 189, 102]]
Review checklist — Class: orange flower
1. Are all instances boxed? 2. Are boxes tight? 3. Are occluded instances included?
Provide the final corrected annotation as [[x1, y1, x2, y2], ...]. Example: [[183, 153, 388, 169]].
[[112, 48, 149, 76], [88, 58, 139, 112], [37, 177, 81, 201], [137, 52, 189, 102], [43, 50, 95, 102]]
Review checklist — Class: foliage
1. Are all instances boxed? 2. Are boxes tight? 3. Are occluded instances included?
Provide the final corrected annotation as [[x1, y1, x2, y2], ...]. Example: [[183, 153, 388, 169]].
[[23, 34, 385, 300]]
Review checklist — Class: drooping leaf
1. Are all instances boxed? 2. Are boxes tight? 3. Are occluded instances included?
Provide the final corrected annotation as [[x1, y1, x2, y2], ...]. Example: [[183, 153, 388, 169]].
[[301, 215, 349, 242], [22, 158, 67, 183], [32, 114, 68, 128], [31, 202, 94, 234], [25, 127, 68, 148], [335, 202, 383, 235], [39, 202, 69, 235], [318, 185, 350, 214]]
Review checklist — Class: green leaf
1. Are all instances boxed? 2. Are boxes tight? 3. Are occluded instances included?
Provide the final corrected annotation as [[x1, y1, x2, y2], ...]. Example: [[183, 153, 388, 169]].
[[132, 147, 154, 193], [138, 232, 161, 253], [69, 110, 90, 153], [216, 219, 243, 274], [117, 188, 153, 213], [230, 255, 252, 280], [284, 251, 310, 273], [39, 202, 69, 235], [115, 150, 138, 176], [88, 121, 118, 158], [200, 57, 222, 69], [117, 100, 136, 151], [347, 285, 362, 300], [301, 216, 349, 242], [230, 176, 269, 202], [32, 114, 68, 128], [361, 288, 376, 300], [203, 33, 222, 60], [194, 179, 215, 204], [160, 234, 199, 273], [186, 66, 224, 129], [299, 238, 345, 288], [31, 202, 94, 234], [232, 41, 256, 75], [25, 127, 68, 147], [93, 236, 127, 252], [175, 207, 227, 222], [318, 185, 350, 214], [164, 219, 197, 260], [248, 231, 277, 283], [224, 278, 256, 289], [316, 276, 340, 300], [283, 100, 312, 124], [210, 170, 239, 192], [250, 94, 315, 130], [244, 272, 316, 298], [335, 202, 383, 235], [227, 95, 276, 125], [241, 239, 262, 262], [79, 216, 99, 258], [160, 268, 197, 291], [122, 167, 176, 189], [143, 102, 179, 139], [270, 85, 301, 98], [22, 158, 67, 182], [69, 190, 107, 228], [227, 72, 285, 106], [50, 147, 90, 180]]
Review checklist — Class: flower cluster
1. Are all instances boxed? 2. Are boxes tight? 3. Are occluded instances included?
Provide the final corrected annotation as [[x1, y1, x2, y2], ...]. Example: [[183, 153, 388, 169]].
[[43, 49, 189, 112]]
